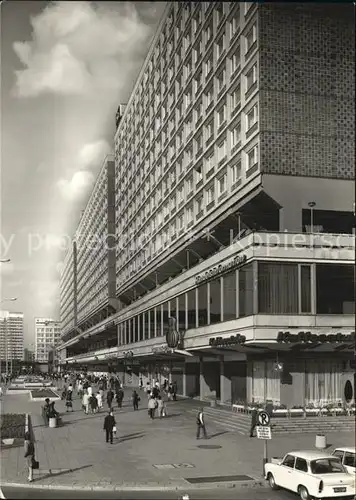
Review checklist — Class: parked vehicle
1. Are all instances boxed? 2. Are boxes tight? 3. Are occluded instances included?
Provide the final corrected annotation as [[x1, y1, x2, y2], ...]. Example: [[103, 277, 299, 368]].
[[264, 450, 355, 499], [332, 447, 356, 475]]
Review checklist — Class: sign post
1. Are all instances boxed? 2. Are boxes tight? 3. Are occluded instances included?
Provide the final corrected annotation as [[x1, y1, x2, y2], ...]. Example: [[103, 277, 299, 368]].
[[256, 410, 271, 475]]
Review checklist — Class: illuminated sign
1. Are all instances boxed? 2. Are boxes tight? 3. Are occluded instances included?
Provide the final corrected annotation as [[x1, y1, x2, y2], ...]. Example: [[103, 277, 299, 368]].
[[209, 334, 246, 347], [277, 331, 355, 344], [195, 254, 247, 285]]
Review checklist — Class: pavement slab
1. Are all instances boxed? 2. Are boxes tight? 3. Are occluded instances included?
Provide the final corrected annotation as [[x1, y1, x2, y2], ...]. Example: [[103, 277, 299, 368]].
[[0, 388, 354, 490]]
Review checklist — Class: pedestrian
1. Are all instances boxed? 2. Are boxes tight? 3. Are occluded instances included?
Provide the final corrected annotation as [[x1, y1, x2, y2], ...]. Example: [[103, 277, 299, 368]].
[[148, 396, 156, 419], [146, 381, 151, 396], [152, 385, 159, 399], [196, 407, 207, 439], [96, 391, 103, 411], [167, 383, 173, 401], [90, 394, 98, 413], [103, 410, 116, 444], [87, 385, 93, 397], [82, 391, 89, 414], [116, 388, 124, 408], [24, 431, 36, 482], [139, 377, 143, 389], [107, 388, 114, 409], [132, 390, 140, 410], [172, 381, 177, 401], [250, 408, 258, 438], [65, 390, 73, 412], [157, 395, 166, 418]]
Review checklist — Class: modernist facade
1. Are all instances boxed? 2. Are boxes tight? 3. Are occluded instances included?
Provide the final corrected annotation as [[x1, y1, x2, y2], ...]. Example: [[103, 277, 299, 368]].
[[0, 311, 24, 366], [58, 2, 355, 408], [59, 157, 118, 356], [35, 318, 61, 362]]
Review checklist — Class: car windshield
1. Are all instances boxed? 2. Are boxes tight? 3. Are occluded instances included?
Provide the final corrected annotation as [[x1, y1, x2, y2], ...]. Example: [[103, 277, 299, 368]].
[[310, 458, 346, 474]]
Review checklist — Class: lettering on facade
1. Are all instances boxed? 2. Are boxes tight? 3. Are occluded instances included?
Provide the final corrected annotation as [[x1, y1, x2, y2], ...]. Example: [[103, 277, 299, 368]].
[[277, 331, 355, 344], [195, 254, 247, 285], [152, 345, 175, 355], [209, 334, 246, 347]]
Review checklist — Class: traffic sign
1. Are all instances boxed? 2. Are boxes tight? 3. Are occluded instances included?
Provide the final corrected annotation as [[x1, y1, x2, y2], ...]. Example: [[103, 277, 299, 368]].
[[256, 426, 272, 440], [257, 410, 270, 426]]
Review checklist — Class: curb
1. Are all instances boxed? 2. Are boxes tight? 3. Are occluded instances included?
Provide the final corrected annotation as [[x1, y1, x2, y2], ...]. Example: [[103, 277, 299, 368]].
[[0, 479, 265, 492]]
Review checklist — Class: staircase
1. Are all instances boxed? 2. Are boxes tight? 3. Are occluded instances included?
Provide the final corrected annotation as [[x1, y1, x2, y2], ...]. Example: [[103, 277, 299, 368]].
[[188, 406, 355, 435]]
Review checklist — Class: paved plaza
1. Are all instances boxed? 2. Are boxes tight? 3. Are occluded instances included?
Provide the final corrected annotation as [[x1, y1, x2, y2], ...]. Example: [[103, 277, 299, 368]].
[[0, 388, 354, 490]]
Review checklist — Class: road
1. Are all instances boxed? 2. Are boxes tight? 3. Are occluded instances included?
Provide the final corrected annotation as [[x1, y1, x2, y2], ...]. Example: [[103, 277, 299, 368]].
[[0, 485, 296, 500]]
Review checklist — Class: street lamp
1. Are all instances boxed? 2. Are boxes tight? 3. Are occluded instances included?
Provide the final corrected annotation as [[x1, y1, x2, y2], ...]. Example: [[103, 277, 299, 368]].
[[0, 259, 11, 263], [0, 298, 18, 375], [308, 201, 316, 233]]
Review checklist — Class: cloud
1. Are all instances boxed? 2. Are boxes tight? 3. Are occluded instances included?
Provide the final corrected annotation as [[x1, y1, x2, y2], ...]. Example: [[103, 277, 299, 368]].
[[78, 140, 111, 169], [57, 170, 95, 201], [30, 279, 60, 311], [13, 1, 156, 97]]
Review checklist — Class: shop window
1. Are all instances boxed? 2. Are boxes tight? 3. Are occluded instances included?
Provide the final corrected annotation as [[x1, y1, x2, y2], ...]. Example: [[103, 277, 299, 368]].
[[162, 302, 169, 335], [239, 263, 254, 317], [144, 311, 149, 340], [209, 279, 221, 324], [316, 264, 354, 314], [222, 271, 236, 321], [155, 307, 162, 337], [178, 294, 186, 331], [305, 359, 343, 404], [197, 283, 208, 326], [300, 265, 311, 313], [187, 289, 196, 329], [258, 262, 298, 314], [170, 298, 177, 321], [132, 317, 137, 343]]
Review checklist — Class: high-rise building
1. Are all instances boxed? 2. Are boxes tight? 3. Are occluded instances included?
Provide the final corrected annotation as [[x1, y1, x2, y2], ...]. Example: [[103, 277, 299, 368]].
[[59, 156, 118, 359], [60, 240, 77, 339], [24, 348, 35, 363], [0, 311, 24, 364], [58, 3, 354, 407], [35, 318, 61, 362]]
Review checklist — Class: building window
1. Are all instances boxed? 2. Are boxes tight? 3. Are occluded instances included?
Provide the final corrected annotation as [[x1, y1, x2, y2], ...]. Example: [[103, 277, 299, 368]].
[[239, 263, 254, 317], [218, 172, 227, 195], [196, 195, 203, 214], [217, 67, 226, 93], [230, 122, 241, 147], [186, 176, 193, 194], [246, 63, 257, 89], [217, 139, 227, 162], [229, 9, 240, 38], [246, 103, 258, 130], [206, 184, 215, 204], [245, 24, 257, 53], [204, 86, 213, 109], [186, 204, 193, 223], [222, 270, 237, 320], [195, 133, 203, 154], [230, 85, 241, 110], [187, 289, 196, 329], [197, 283, 208, 326], [247, 144, 258, 169], [204, 55, 212, 77], [205, 151, 214, 172], [316, 264, 354, 314], [216, 31, 225, 59], [217, 104, 226, 127], [178, 213, 184, 230], [205, 120, 214, 141], [209, 279, 221, 324], [258, 262, 299, 314], [230, 49, 240, 75]]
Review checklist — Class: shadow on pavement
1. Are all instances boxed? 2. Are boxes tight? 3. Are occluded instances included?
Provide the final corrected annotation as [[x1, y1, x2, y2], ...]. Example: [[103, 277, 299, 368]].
[[112, 432, 146, 444], [33, 464, 92, 482], [207, 431, 229, 439]]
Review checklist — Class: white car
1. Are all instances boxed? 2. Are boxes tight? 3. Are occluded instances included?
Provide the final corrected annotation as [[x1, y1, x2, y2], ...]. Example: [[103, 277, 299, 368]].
[[332, 447, 356, 475], [265, 450, 355, 499]]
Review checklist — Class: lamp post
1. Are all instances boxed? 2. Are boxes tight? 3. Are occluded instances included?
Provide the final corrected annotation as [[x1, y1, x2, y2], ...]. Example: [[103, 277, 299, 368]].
[[308, 201, 316, 233], [0, 298, 17, 375], [0, 259, 11, 263]]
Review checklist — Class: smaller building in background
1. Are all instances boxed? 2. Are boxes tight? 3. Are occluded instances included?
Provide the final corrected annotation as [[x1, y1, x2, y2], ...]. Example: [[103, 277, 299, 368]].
[[24, 348, 35, 362], [0, 311, 24, 364], [35, 318, 61, 362]]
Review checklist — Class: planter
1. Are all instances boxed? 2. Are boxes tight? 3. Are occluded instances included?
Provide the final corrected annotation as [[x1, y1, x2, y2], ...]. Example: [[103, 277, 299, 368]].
[[305, 409, 320, 416], [289, 409, 304, 416], [272, 409, 288, 416], [232, 404, 245, 413], [49, 417, 57, 428], [315, 434, 327, 449]]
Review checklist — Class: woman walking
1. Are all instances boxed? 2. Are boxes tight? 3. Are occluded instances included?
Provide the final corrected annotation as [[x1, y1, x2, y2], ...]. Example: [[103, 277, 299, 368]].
[[148, 396, 156, 419], [65, 390, 73, 412], [24, 432, 36, 482]]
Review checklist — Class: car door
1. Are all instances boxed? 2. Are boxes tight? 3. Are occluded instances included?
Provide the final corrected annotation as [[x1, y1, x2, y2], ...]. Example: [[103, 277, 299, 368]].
[[277, 454, 296, 490], [293, 457, 310, 494], [343, 452, 356, 474]]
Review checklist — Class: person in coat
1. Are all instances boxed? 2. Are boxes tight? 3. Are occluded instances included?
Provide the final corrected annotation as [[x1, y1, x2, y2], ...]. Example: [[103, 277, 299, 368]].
[[148, 396, 156, 419], [65, 390, 73, 412], [116, 388, 124, 408], [196, 408, 207, 439], [96, 391, 103, 411], [157, 395, 166, 418], [90, 394, 98, 413], [24, 431, 36, 482], [250, 408, 258, 438], [107, 389, 114, 409], [103, 410, 116, 444], [82, 391, 89, 414], [132, 390, 140, 410]]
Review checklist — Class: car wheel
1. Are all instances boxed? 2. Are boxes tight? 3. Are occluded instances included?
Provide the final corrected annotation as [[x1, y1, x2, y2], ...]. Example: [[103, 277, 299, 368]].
[[267, 473, 279, 490], [298, 485, 310, 500]]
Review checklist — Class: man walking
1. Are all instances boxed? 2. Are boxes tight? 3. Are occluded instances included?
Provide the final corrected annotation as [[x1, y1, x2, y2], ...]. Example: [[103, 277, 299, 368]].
[[103, 410, 116, 444], [107, 388, 114, 409], [196, 407, 207, 439], [250, 408, 258, 438]]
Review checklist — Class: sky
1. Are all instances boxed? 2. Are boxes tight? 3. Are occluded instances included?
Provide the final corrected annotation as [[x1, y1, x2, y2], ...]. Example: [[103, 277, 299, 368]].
[[0, 0, 166, 348]]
